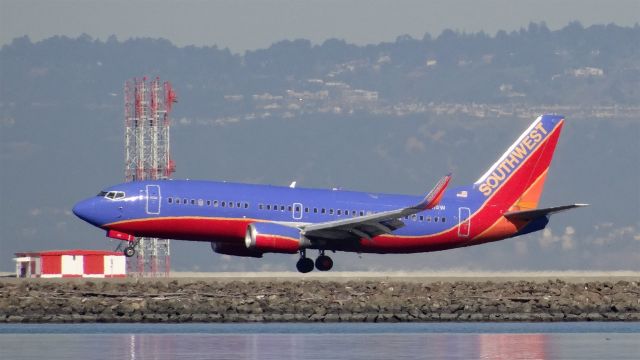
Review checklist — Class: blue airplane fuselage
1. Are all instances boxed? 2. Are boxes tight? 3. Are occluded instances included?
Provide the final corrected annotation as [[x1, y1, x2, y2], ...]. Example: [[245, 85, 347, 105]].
[[72, 115, 584, 271]]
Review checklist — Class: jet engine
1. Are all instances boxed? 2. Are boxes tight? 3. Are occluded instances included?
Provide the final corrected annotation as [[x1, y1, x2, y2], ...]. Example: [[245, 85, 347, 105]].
[[211, 242, 263, 258], [245, 222, 310, 254]]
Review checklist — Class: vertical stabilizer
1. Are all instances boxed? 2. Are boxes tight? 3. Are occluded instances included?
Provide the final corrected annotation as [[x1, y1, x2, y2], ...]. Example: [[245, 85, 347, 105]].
[[474, 115, 565, 211]]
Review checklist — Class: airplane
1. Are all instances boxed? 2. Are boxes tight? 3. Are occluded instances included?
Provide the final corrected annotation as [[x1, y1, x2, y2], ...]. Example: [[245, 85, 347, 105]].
[[73, 114, 586, 273]]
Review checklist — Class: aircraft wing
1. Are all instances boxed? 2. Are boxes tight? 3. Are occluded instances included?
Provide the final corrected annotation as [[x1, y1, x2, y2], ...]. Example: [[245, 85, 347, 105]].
[[504, 204, 588, 221], [300, 174, 451, 240]]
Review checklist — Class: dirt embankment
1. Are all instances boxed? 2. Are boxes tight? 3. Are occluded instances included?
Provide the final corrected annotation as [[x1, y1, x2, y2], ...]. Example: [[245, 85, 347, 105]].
[[1, 279, 639, 323]]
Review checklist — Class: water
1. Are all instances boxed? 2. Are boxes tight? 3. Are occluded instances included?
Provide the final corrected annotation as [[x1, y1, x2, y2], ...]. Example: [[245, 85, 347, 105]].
[[1, 323, 638, 360]]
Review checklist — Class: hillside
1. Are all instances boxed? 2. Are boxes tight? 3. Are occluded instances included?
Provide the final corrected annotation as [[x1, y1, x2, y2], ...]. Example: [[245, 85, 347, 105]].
[[0, 22, 638, 272]]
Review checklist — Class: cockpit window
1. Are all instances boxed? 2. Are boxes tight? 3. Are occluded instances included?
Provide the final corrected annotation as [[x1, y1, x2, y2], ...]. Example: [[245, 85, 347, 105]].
[[102, 191, 126, 200], [97, 191, 108, 197]]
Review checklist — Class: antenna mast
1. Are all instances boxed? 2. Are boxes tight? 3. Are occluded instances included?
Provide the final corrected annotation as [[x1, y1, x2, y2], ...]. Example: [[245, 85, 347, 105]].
[[123, 77, 176, 277]]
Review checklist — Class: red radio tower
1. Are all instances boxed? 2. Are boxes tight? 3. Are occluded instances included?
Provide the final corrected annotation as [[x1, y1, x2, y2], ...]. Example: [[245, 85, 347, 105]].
[[123, 77, 177, 277]]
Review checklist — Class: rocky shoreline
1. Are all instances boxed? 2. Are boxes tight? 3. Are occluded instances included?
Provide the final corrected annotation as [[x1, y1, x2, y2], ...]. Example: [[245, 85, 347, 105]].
[[1, 279, 639, 323]]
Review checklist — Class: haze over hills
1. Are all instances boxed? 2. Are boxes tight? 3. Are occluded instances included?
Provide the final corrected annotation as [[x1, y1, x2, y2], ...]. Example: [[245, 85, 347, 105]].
[[0, 23, 638, 272]]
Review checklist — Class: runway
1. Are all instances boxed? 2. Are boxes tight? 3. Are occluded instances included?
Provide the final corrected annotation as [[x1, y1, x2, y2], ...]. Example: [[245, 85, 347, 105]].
[[158, 270, 640, 283], [2, 271, 639, 283]]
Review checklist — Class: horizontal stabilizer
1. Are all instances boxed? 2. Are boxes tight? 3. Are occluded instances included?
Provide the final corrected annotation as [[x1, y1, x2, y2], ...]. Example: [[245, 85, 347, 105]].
[[504, 204, 588, 221]]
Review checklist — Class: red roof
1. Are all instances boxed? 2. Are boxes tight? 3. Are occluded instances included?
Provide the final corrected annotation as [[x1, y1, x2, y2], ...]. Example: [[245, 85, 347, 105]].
[[15, 249, 123, 257]]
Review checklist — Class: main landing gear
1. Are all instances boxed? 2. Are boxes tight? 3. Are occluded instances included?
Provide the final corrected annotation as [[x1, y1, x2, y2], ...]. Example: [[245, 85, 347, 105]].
[[296, 256, 314, 273], [315, 253, 333, 271], [296, 250, 333, 273]]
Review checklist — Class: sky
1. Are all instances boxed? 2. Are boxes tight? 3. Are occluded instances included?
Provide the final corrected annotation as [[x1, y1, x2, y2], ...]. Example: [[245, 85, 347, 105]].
[[1, 0, 639, 53]]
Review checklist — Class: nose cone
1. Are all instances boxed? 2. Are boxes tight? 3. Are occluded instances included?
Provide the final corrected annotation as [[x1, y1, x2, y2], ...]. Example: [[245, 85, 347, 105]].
[[73, 198, 102, 227]]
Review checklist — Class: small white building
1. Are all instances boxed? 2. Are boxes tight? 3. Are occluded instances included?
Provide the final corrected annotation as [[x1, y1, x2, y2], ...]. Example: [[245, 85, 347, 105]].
[[571, 67, 604, 78], [14, 250, 126, 278]]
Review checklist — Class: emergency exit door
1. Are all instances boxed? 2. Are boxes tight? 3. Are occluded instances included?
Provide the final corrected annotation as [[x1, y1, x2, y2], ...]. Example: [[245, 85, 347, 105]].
[[458, 207, 471, 237]]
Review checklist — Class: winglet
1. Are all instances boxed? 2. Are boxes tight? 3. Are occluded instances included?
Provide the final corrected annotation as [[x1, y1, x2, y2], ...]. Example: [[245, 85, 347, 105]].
[[414, 173, 452, 210]]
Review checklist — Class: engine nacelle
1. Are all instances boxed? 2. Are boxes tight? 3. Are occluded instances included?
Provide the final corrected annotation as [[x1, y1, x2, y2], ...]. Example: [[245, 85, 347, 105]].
[[211, 242, 263, 258], [245, 222, 310, 254]]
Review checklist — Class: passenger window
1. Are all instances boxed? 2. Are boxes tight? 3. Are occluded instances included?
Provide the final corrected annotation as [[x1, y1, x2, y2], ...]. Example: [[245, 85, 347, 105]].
[[352, 210, 357, 216], [329, 209, 334, 215], [441, 217, 446, 223], [337, 210, 342, 215], [198, 199, 204, 206], [434, 217, 439, 222], [280, 205, 285, 211], [237, 202, 241, 208], [245, 203, 249, 209], [427, 216, 431, 222], [259, 204, 263, 210], [313, 208, 318, 213], [221, 201, 226, 207], [206, 200, 211, 206], [359, 211, 364, 216], [412, 215, 417, 221], [183, 199, 188, 205], [419, 216, 424, 221], [273, 204, 278, 211], [168, 198, 173, 204], [305, 208, 309, 213], [266, 205, 271, 210], [214, 200, 219, 207], [288, 205, 292, 211], [229, 202, 234, 208], [321, 208, 326, 214]]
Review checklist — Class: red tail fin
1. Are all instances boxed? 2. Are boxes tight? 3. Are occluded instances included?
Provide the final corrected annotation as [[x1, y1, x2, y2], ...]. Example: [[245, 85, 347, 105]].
[[474, 114, 565, 211]]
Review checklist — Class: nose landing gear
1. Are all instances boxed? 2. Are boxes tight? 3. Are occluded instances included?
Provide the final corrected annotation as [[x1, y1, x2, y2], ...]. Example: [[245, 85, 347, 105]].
[[117, 238, 140, 258], [124, 246, 136, 257], [296, 250, 334, 273]]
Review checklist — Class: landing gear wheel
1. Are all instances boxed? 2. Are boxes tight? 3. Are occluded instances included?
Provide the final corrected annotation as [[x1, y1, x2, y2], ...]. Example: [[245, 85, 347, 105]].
[[315, 255, 333, 271], [296, 257, 314, 273], [124, 246, 136, 257]]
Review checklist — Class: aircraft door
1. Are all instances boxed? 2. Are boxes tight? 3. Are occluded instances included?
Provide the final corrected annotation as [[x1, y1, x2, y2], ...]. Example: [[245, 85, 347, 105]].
[[458, 207, 471, 237], [292, 202, 303, 220], [146, 184, 161, 215]]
